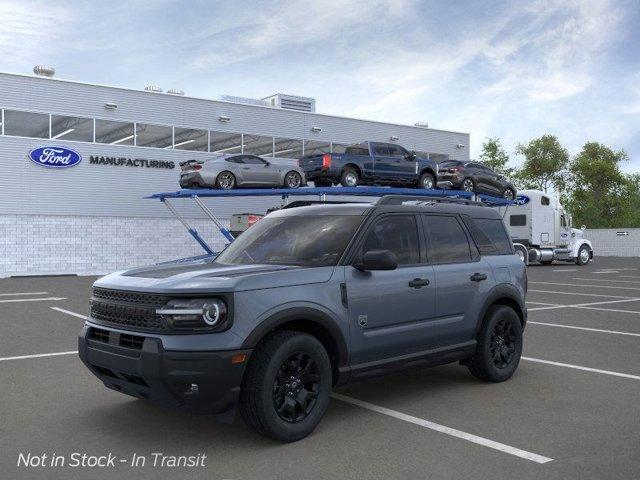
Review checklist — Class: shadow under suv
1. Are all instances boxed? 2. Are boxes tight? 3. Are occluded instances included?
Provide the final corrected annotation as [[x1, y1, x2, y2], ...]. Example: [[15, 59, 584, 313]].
[[438, 160, 517, 199], [78, 196, 527, 442]]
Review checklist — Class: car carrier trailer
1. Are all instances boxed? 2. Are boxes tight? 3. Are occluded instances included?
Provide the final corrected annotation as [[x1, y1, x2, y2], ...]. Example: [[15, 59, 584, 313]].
[[147, 186, 513, 257]]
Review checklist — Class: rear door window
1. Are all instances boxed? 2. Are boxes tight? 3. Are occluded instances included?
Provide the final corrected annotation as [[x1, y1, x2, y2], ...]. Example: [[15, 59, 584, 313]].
[[463, 217, 513, 255], [422, 215, 472, 263]]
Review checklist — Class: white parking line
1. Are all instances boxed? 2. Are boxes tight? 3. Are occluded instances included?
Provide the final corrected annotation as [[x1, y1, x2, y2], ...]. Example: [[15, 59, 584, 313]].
[[528, 289, 637, 299], [50, 307, 88, 319], [528, 321, 640, 337], [574, 306, 640, 315], [331, 393, 553, 464], [530, 281, 640, 292], [0, 297, 67, 304], [620, 275, 640, 279], [0, 292, 49, 296], [527, 297, 640, 312], [0, 351, 77, 362], [593, 270, 619, 274], [572, 278, 640, 284], [526, 302, 560, 306], [522, 357, 640, 381]]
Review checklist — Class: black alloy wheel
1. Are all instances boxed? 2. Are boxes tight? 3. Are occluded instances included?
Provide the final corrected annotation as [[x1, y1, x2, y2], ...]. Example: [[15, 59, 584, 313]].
[[489, 319, 517, 369], [273, 352, 320, 423]]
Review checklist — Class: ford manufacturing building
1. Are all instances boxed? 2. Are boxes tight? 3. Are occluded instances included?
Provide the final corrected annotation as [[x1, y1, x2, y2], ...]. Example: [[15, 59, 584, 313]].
[[0, 69, 470, 277]]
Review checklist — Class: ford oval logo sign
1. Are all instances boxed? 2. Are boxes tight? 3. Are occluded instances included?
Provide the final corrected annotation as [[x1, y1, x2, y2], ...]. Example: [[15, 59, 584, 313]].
[[28, 146, 82, 168], [514, 195, 530, 206]]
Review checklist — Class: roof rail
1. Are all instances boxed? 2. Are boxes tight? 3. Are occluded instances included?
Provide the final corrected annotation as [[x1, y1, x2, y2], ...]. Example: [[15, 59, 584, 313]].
[[376, 194, 482, 206], [280, 200, 370, 210]]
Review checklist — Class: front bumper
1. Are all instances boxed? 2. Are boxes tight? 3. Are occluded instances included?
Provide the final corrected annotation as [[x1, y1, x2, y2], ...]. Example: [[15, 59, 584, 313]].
[[78, 323, 251, 417]]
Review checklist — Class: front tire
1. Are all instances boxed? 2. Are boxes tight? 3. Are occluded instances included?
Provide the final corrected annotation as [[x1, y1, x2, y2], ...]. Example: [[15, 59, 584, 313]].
[[239, 331, 332, 442], [576, 245, 591, 265], [284, 171, 303, 189], [418, 172, 435, 189], [468, 305, 522, 382], [215, 171, 236, 190]]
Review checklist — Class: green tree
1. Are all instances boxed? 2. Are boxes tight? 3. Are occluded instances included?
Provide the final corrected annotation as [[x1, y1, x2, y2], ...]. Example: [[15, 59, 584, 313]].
[[622, 174, 640, 227], [566, 142, 629, 228], [514, 135, 569, 192], [479, 137, 513, 177]]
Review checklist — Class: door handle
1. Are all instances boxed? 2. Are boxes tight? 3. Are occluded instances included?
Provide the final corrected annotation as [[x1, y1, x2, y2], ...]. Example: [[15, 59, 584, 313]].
[[242, 167, 250, 170], [470, 273, 488, 282], [408, 278, 430, 288]]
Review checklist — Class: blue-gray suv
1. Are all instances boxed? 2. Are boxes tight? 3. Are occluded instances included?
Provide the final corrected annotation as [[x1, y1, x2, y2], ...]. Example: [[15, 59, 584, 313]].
[[78, 196, 527, 442]]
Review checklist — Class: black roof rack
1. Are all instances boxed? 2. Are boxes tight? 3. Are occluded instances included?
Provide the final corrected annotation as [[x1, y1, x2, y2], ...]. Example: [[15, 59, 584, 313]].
[[279, 200, 370, 210], [376, 195, 484, 206]]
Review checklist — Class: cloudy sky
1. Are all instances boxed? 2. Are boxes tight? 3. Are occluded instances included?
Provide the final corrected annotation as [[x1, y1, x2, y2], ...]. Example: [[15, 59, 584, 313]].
[[1, 0, 639, 170]]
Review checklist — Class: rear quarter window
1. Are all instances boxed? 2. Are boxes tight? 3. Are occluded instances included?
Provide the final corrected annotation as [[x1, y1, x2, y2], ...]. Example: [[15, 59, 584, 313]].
[[463, 217, 513, 255], [422, 215, 472, 264]]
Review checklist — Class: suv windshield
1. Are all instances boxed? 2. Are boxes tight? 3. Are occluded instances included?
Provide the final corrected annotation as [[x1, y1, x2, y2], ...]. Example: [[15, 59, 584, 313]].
[[215, 215, 364, 267]]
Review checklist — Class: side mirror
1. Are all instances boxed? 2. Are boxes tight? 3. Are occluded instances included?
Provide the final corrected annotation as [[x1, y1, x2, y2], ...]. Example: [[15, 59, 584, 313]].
[[354, 249, 398, 271], [404, 151, 416, 160], [264, 161, 271, 166]]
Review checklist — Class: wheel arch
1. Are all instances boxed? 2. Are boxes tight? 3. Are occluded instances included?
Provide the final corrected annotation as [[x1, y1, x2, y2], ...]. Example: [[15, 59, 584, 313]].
[[474, 285, 526, 336], [419, 167, 436, 179], [342, 163, 362, 178], [241, 307, 348, 385]]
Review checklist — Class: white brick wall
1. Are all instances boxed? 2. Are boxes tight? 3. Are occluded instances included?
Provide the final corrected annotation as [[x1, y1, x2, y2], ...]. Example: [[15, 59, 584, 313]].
[[584, 228, 640, 257], [0, 214, 231, 277]]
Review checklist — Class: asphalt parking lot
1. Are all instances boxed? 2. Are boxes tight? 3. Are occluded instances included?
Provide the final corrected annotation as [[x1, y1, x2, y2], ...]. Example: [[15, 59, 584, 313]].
[[1, 257, 639, 480]]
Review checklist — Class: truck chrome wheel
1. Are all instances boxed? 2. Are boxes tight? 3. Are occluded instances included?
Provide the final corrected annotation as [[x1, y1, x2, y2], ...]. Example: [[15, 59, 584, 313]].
[[285, 171, 302, 189], [420, 174, 435, 189], [344, 172, 358, 187], [490, 320, 517, 369], [273, 352, 320, 423]]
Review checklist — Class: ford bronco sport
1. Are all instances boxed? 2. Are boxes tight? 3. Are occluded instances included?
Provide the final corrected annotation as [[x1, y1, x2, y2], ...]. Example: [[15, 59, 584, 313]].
[[78, 195, 527, 442]]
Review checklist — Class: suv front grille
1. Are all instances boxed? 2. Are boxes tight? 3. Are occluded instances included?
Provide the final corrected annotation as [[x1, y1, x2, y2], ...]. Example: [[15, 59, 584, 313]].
[[90, 288, 167, 332]]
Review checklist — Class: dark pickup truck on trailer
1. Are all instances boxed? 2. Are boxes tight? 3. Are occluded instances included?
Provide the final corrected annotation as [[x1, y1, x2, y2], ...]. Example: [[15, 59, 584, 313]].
[[299, 141, 440, 189]]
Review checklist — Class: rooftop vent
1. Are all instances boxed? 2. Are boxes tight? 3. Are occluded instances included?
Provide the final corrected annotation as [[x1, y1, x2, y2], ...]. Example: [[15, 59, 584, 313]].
[[414, 122, 429, 128], [144, 85, 163, 93], [167, 89, 185, 96], [263, 94, 316, 113], [33, 65, 55, 77]]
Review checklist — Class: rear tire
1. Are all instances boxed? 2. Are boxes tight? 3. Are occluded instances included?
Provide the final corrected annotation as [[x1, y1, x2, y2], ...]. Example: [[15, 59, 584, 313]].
[[468, 305, 522, 382], [462, 178, 475, 192], [239, 331, 332, 442], [340, 168, 359, 187], [215, 171, 236, 190]]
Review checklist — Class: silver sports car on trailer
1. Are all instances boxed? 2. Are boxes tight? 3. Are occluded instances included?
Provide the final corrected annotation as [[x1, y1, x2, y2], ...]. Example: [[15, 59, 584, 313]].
[[179, 154, 307, 189]]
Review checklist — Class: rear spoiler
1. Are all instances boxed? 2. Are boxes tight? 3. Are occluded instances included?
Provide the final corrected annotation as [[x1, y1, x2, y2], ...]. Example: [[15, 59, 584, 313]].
[[179, 159, 204, 167]]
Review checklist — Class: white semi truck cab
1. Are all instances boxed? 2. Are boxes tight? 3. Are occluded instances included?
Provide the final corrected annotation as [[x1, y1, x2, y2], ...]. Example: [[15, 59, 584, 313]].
[[497, 189, 593, 266]]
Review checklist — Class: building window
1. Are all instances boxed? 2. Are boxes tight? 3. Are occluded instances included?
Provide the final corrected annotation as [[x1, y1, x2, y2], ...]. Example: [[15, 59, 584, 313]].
[[173, 127, 208, 151], [3, 110, 49, 138], [210, 131, 242, 154], [95, 119, 135, 145], [303, 140, 331, 156], [273, 137, 303, 158], [243, 134, 274, 156], [135, 123, 173, 148], [51, 114, 93, 142]]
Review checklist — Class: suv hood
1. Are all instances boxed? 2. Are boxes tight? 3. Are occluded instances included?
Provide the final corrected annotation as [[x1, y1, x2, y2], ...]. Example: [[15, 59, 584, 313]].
[[93, 258, 334, 293]]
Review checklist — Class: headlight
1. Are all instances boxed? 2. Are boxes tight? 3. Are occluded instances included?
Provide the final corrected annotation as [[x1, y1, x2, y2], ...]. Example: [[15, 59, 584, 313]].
[[156, 298, 229, 331]]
